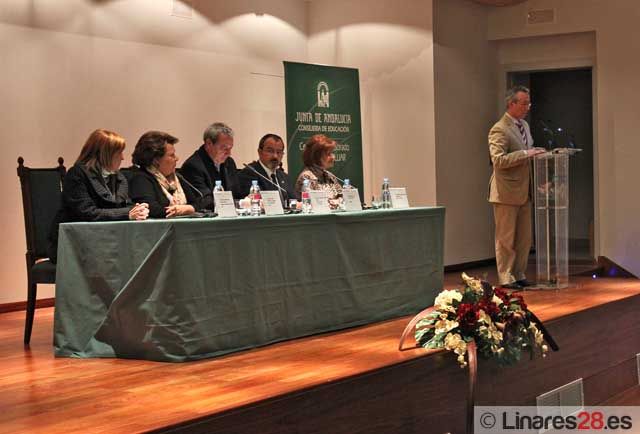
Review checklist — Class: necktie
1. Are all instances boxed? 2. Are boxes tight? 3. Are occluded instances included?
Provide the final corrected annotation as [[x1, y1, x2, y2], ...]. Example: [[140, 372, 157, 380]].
[[516, 121, 528, 146], [271, 173, 287, 203]]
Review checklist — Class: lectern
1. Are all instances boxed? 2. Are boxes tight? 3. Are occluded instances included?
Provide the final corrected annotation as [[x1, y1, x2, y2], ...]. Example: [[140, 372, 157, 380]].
[[533, 148, 581, 289]]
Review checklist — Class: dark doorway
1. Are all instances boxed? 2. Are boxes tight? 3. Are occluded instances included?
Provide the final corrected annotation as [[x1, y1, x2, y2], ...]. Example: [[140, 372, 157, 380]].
[[508, 68, 594, 260]]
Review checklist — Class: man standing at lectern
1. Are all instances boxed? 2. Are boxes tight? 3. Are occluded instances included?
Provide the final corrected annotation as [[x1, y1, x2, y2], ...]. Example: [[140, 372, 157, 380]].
[[488, 85, 545, 289]]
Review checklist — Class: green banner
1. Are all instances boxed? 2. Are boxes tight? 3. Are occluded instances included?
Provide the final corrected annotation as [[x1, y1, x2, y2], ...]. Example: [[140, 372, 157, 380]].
[[284, 61, 363, 197]]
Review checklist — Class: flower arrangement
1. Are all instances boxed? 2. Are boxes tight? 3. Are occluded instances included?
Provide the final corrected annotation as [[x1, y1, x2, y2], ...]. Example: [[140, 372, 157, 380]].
[[415, 273, 549, 368]]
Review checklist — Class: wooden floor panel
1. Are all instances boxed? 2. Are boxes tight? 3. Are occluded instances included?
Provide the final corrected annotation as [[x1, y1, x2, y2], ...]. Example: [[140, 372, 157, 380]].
[[603, 386, 640, 406], [2, 268, 640, 433]]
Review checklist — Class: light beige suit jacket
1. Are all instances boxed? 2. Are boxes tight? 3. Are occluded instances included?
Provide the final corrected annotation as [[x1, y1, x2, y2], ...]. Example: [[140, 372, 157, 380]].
[[487, 114, 533, 206]]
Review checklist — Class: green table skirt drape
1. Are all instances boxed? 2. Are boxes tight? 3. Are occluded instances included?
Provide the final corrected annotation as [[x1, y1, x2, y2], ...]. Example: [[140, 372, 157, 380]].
[[54, 207, 445, 362]]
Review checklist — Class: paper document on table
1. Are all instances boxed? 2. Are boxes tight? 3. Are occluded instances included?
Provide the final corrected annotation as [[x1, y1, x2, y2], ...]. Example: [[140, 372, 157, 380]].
[[262, 191, 284, 215], [309, 191, 331, 213], [389, 188, 409, 209], [214, 191, 237, 217]]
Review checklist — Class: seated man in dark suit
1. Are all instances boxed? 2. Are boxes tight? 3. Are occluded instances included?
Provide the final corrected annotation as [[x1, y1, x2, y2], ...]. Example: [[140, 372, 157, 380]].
[[180, 122, 240, 209], [237, 133, 297, 205]]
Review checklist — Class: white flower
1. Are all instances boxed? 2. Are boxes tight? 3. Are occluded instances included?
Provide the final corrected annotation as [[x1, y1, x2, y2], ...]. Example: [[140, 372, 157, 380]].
[[491, 327, 503, 342], [444, 333, 467, 355], [478, 310, 492, 325], [461, 272, 484, 294], [444, 333, 462, 351], [435, 319, 459, 334], [444, 333, 468, 367], [434, 289, 462, 309], [492, 295, 504, 306], [457, 354, 467, 368], [529, 323, 544, 346]]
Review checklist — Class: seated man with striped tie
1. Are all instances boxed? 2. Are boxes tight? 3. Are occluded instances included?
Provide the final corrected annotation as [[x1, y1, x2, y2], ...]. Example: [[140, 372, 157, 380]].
[[488, 85, 546, 290], [237, 133, 297, 206]]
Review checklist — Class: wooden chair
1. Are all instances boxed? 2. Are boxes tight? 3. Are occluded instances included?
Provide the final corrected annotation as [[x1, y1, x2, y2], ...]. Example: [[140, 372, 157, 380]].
[[17, 157, 66, 345]]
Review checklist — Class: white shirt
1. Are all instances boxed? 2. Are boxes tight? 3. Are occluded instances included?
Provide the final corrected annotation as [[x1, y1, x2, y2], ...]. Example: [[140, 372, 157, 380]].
[[258, 160, 275, 178]]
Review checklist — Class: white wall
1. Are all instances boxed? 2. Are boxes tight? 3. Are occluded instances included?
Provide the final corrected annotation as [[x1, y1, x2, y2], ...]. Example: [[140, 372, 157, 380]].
[[433, 0, 497, 265], [1, 0, 308, 304], [10, 0, 612, 304], [496, 31, 596, 67], [487, 0, 640, 275], [307, 0, 437, 206], [2, 0, 443, 305]]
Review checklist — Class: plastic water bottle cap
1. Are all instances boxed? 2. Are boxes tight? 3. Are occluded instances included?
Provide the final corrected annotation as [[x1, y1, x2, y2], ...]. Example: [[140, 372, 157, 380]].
[[215, 180, 222, 186], [303, 179, 309, 186], [252, 180, 258, 186], [383, 178, 389, 183], [344, 179, 350, 185]]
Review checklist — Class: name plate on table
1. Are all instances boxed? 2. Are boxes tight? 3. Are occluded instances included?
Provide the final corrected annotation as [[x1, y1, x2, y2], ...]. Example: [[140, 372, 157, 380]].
[[342, 189, 362, 211], [261, 190, 284, 215], [309, 190, 331, 213], [214, 191, 237, 218], [390, 187, 410, 209]]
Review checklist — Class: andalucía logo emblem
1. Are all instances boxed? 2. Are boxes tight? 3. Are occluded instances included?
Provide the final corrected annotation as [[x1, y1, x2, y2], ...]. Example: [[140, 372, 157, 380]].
[[317, 81, 329, 108]]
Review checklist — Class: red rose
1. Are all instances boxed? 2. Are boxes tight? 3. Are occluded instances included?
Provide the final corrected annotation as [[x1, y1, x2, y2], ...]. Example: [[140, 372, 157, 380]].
[[493, 288, 510, 304], [478, 299, 500, 318], [457, 303, 480, 331], [512, 294, 527, 311]]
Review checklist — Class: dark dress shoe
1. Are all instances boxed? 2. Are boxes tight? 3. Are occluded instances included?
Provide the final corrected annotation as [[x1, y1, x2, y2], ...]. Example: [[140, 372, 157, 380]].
[[516, 279, 535, 287], [502, 282, 523, 290]]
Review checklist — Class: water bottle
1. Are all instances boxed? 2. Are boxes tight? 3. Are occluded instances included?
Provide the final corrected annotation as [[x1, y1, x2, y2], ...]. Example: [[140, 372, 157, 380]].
[[213, 180, 224, 213], [339, 179, 352, 211], [382, 178, 391, 209], [249, 180, 261, 216], [301, 179, 312, 214]]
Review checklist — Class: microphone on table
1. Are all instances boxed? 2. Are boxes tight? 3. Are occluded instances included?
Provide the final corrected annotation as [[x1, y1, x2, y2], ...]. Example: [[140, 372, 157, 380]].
[[242, 163, 287, 194], [312, 165, 364, 206], [312, 165, 349, 187], [539, 119, 556, 149], [176, 172, 204, 198]]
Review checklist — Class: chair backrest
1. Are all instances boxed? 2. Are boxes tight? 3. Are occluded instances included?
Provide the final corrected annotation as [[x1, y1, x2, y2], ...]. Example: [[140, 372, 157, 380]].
[[17, 157, 66, 261], [119, 165, 136, 183]]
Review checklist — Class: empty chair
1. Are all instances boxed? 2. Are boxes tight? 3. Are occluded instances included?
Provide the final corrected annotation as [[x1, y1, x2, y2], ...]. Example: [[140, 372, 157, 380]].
[[16, 156, 65, 345]]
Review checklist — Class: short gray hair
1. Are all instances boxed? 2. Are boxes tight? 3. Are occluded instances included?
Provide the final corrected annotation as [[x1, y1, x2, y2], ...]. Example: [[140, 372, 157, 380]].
[[203, 122, 234, 144], [505, 85, 530, 108]]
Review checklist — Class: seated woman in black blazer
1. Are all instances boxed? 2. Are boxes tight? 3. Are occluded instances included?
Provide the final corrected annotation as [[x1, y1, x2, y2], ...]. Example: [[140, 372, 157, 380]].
[[48, 129, 149, 262], [129, 131, 205, 218]]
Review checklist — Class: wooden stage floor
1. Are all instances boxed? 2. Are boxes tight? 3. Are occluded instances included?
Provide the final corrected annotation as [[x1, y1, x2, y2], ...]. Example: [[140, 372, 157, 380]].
[[2, 266, 640, 433]]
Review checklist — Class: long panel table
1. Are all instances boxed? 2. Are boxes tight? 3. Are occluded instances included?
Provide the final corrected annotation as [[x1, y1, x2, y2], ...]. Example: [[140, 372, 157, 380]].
[[53, 207, 445, 362]]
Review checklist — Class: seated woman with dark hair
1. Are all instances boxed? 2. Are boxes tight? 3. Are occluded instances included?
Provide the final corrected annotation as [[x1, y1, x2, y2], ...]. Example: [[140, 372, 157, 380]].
[[295, 134, 343, 208], [48, 129, 149, 262], [129, 131, 205, 218]]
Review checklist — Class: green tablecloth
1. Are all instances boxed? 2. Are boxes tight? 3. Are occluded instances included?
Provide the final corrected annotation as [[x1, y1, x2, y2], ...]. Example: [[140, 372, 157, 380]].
[[54, 207, 445, 362]]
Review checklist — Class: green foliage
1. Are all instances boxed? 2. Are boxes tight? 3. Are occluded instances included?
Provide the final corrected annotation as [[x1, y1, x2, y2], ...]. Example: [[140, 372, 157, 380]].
[[413, 274, 548, 368]]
